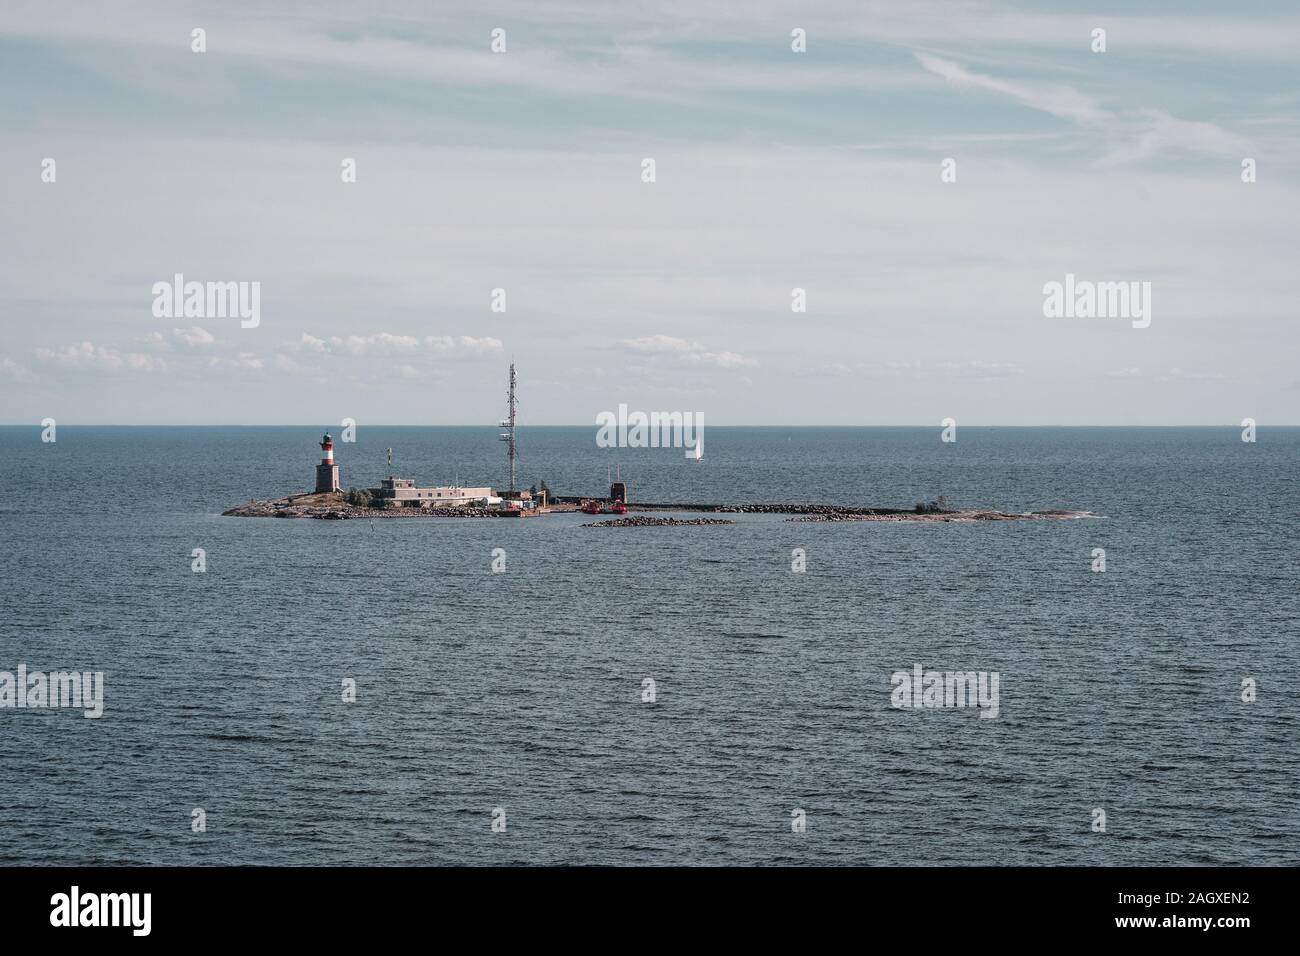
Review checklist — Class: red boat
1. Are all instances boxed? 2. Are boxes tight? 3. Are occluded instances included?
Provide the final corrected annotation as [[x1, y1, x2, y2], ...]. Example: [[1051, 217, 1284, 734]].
[[581, 500, 603, 515], [610, 500, 627, 515]]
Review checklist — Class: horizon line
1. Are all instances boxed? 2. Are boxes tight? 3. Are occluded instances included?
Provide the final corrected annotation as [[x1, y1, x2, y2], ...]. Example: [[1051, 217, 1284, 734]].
[[3, 422, 1295, 429]]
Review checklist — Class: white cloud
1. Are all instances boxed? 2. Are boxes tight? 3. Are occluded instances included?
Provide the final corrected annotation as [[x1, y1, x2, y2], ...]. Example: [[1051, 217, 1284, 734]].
[[424, 335, 503, 354], [208, 352, 264, 371], [35, 341, 166, 371], [288, 332, 502, 356], [173, 326, 215, 347], [624, 335, 697, 354], [0, 356, 35, 382], [623, 335, 756, 368], [329, 333, 422, 355]]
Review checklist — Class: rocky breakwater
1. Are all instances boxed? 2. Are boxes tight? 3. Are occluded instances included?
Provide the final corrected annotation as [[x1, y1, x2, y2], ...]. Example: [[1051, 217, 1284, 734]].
[[713, 504, 906, 516], [583, 516, 735, 528], [790, 509, 1095, 523]]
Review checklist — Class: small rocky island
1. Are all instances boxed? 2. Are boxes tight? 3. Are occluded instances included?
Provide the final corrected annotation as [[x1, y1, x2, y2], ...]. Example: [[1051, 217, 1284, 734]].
[[223, 437, 1096, 523], [223, 492, 1094, 524]]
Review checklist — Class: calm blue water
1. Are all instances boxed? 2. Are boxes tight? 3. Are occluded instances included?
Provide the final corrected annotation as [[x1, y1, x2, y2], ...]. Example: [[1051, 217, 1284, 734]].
[[0, 426, 1296, 865]]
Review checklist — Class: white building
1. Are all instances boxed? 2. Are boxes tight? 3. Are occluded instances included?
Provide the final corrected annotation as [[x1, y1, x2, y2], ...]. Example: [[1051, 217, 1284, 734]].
[[376, 477, 497, 507]]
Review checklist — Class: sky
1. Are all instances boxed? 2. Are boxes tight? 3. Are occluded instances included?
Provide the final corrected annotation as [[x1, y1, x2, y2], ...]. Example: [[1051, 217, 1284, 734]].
[[1, 0, 1297, 425]]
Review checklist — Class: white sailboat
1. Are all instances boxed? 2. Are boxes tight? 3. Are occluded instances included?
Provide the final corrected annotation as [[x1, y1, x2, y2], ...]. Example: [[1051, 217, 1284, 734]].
[[685, 433, 703, 461]]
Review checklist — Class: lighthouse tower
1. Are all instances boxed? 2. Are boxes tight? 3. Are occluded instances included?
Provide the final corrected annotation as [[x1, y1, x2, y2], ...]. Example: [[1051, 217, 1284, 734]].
[[315, 433, 340, 493]]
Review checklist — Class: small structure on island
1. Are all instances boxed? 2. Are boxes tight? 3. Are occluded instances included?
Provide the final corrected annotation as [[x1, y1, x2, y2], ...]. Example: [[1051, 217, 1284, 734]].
[[315, 433, 340, 493], [375, 477, 498, 508]]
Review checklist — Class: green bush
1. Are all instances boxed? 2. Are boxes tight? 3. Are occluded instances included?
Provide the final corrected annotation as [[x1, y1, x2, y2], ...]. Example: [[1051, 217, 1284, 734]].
[[343, 487, 379, 508]]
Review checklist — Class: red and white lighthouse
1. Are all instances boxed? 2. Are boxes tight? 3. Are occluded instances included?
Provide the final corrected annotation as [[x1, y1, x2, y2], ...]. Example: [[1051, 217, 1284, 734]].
[[315, 432, 340, 493]]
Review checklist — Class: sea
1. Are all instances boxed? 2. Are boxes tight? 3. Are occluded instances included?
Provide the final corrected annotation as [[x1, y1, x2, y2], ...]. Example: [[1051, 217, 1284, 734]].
[[0, 425, 1296, 865]]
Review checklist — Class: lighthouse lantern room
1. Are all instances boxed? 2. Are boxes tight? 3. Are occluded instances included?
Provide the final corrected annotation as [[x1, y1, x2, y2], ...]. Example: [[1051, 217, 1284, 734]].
[[315, 432, 341, 493]]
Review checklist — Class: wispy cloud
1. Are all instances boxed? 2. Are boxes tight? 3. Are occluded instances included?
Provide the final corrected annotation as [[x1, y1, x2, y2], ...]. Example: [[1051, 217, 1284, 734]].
[[916, 53, 1110, 125], [916, 52, 1248, 164], [623, 335, 756, 369], [1100, 109, 1248, 165]]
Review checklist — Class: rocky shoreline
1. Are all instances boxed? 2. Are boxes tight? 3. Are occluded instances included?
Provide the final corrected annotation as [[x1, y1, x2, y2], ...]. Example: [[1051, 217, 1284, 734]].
[[583, 516, 735, 528], [221, 493, 497, 519]]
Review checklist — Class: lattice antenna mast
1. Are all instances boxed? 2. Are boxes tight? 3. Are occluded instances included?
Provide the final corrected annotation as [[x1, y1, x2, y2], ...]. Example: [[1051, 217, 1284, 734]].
[[499, 362, 518, 494]]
